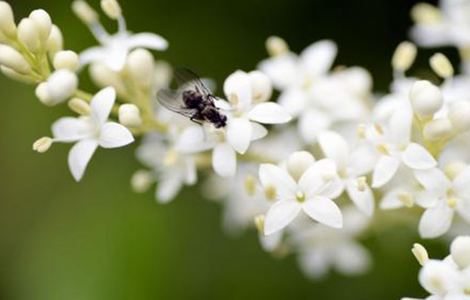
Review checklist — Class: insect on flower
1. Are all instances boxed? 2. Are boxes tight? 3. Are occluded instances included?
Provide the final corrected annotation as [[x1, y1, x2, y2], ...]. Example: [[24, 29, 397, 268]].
[[157, 69, 228, 128]]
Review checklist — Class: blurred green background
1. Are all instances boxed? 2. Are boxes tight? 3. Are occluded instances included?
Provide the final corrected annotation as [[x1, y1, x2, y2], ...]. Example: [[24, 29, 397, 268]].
[[0, 0, 453, 299]]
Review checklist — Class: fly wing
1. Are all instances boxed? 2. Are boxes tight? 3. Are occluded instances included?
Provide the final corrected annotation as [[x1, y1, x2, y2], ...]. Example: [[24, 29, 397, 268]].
[[174, 68, 213, 97], [157, 88, 197, 118]]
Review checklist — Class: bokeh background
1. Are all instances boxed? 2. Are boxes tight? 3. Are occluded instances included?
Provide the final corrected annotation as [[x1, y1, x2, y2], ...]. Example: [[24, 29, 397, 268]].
[[0, 0, 454, 299]]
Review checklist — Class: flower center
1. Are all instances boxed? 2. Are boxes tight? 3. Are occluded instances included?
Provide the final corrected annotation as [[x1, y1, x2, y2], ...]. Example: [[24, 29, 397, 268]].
[[295, 191, 305, 203], [446, 189, 459, 208]]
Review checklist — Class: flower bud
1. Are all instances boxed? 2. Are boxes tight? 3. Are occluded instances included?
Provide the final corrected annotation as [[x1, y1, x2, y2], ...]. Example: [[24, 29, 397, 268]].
[[248, 70, 272, 102], [17, 18, 41, 53], [89, 63, 126, 95], [29, 9, 52, 43], [46, 69, 78, 104], [0, 1, 16, 38], [450, 236, 470, 269], [72, 0, 98, 24], [33, 136, 53, 153], [266, 36, 289, 57], [0, 44, 31, 74], [131, 170, 153, 193], [411, 3, 441, 25], [392, 41, 417, 72], [423, 118, 453, 141], [53, 50, 79, 71], [449, 101, 470, 133], [1, 65, 35, 84], [430, 53, 454, 79], [287, 151, 315, 181], [101, 0, 122, 20], [47, 25, 63, 56], [127, 48, 154, 88], [412, 243, 429, 266], [68, 97, 91, 115], [35, 82, 53, 105], [409, 80, 443, 117], [119, 104, 142, 127], [154, 60, 172, 89]]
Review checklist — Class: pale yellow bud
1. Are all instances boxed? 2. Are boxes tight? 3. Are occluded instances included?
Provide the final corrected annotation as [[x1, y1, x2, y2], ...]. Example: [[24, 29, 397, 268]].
[[1, 66, 35, 84], [451, 236, 470, 269], [17, 18, 42, 53], [72, 0, 98, 24], [266, 36, 289, 57], [411, 3, 442, 25], [287, 151, 315, 181], [53, 50, 79, 71], [409, 80, 443, 117], [392, 41, 417, 72], [131, 170, 154, 193], [101, 0, 122, 20], [29, 9, 52, 43], [33, 136, 53, 153], [68, 98, 91, 115], [89, 63, 126, 95], [0, 44, 31, 74], [118, 104, 142, 127], [412, 243, 429, 266], [127, 48, 155, 88], [248, 70, 272, 102], [430, 53, 454, 78], [47, 25, 63, 56], [0, 1, 16, 38], [35, 82, 52, 105]]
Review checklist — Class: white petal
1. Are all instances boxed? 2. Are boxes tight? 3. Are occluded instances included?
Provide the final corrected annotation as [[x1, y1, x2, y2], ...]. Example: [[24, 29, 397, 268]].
[[175, 125, 213, 153], [68, 139, 98, 181], [318, 130, 350, 170], [453, 166, 470, 196], [380, 189, 405, 210], [259, 164, 297, 200], [298, 109, 331, 143], [264, 200, 301, 235], [457, 199, 470, 224], [259, 231, 282, 252], [212, 143, 236, 177], [157, 173, 183, 204], [278, 88, 308, 117], [91, 87, 116, 125], [298, 249, 330, 279], [184, 158, 197, 185], [402, 143, 437, 170], [346, 179, 374, 216], [389, 106, 413, 144], [251, 122, 268, 141], [226, 117, 252, 154], [104, 47, 129, 72], [248, 102, 291, 124], [372, 155, 400, 188], [299, 159, 337, 198], [79, 47, 106, 67], [302, 196, 343, 228], [223, 70, 252, 109], [99, 122, 134, 148], [52, 117, 90, 142], [126, 32, 168, 50], [334, 241, 371, 275], [300, 40, 337, 76], [419, 202, 454, 239], [414, 168, 451, 196]]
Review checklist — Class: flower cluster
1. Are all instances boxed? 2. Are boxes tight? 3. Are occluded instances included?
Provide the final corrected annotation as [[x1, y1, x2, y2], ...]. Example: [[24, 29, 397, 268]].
[[1, 0, 470, 285], [403, 236, 470, 299]]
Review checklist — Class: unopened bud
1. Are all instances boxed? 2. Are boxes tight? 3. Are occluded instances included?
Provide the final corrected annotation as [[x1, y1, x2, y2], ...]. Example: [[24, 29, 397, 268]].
[[0, 1, 16, 38], [1, 65, 35, 84], [127, 48, 154, 88], [287, 151, 315, 181], [72, 0, 98, 24], [411, 3, 441, 24], [254, 214, 265, 234], [35, 82, 52, 105], [68, 97, 91, 115], [248, 70, 272, 102], [154, 60, 172, 89], [47, 25, 63, 56], [430, 53, 454, 78], [29, 9, 52, 43], [33, 136, 53, 153], [46, 69, 78, 104], [450, 236, 470, 269], [101, 0, 122, 20], [89, 63, 126, 94], [392, 41, 417, 72], [409, 80, 443, 117], [266, 36, 289, 57], [131, 170, 153, 193], [449, 101, 470, 133], [17, 18, 41, 53], [423, 118, 453, 141], [53, 50, 79, 71], [412, 243, 429, 266], [0, 44, 31, 74], [118, 104, 142, 127]]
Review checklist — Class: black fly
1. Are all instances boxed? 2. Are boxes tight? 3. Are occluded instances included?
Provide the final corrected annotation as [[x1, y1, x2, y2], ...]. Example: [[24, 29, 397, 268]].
[[157, 69, 228, 128]]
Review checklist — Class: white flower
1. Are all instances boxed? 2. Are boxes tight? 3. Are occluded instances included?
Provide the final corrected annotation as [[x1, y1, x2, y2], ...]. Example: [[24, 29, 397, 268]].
[[290, 207, 371, 279], [369, 107, 437, 188], [136, 132, 196, 203], [76, 1, 167, 71], [259, 152, 343, 235], [51, 87, 134, 181], [380, 169, 429, 210], [318, 130, 376, 216], [415, 166, 470, 238]]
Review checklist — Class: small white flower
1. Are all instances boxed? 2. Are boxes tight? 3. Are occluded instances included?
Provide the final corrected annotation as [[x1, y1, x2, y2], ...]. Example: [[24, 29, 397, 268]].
[[76, 1, 167, 71], [259, 152, 343, 235], [415, 166, 470, 238], [51, 87, 134, 181], [369, 107, 437, 188]]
